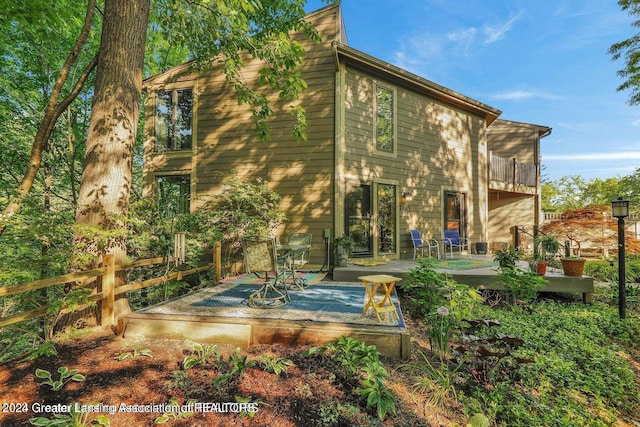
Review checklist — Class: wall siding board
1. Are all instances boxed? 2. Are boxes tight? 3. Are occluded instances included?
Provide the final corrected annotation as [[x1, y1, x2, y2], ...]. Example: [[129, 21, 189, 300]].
[[144, 6, 542, 264], [341, 65, 488, 252], [143, 6, 341, 266]]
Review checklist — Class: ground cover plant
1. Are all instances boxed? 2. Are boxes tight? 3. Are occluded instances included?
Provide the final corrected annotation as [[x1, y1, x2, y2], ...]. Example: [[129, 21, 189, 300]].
[[0, 260, 639, 426]]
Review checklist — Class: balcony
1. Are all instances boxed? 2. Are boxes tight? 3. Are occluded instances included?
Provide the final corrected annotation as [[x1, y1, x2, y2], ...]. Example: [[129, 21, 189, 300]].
[[489, 152, 538, 194]]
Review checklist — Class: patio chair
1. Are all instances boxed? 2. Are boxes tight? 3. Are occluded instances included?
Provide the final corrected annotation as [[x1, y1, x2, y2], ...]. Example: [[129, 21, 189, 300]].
[[278, 233, 312, 290], [442, 229, 471, 259], [242, 236, 289, 308], [410, 229, 439, 259]]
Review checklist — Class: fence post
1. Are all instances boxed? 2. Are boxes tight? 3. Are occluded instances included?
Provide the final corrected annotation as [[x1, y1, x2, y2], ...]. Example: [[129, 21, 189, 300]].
[[214, 243, 222, 280], [101, 254, 115, 327]]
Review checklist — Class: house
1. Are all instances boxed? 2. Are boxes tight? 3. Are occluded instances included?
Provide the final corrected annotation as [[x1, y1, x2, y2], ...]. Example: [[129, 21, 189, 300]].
[[142, 5, 550, 267], [487, 119, 552, 251]]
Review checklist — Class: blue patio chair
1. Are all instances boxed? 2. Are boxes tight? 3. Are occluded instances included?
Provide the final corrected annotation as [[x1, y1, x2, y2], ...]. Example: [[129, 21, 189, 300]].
[[410, 229, 439, 259], [442, 229, 471, 259]]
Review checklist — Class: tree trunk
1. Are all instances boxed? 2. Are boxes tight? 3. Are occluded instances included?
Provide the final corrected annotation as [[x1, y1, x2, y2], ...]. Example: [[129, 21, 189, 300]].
[[75, 0, 150, 321]]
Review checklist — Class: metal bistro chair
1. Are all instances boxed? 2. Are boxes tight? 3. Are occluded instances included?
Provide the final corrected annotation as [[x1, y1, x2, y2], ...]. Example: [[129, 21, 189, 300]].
[[442, 229, 471, 259], [410, 229, 439, 259], [278, 233, 312, 290], [242, 236, 289, 308]]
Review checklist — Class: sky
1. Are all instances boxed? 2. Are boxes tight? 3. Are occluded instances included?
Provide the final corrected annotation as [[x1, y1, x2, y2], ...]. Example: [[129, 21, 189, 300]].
[[305, 0, 640, 182]]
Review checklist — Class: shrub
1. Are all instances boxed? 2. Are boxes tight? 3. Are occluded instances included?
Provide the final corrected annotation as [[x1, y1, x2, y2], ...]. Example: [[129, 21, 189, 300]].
[[403, 258, 483, 322], [495, 267, 546, 305], [460, 301, 640, 425], [584, 260, 616, 282]]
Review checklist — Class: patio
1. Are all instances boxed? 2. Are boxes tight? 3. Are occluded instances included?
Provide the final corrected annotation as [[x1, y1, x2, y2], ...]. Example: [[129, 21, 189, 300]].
[[123, 276, 411, 359], [122, 255, 594, 359]]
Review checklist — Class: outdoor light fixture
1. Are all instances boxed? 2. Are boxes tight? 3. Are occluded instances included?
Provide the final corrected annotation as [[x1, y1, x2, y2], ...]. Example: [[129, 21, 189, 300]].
[[612, 197, 629, 219], [611, 197, 629, 319], [400, 191, 412, 211]]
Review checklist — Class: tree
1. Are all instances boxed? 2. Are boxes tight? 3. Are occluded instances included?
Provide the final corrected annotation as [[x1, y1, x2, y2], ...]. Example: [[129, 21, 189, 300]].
[[610, 0, 640, 105], [0, 0, 98, 235], [541, 175, 627, 212], [73, 0, 336, 319]]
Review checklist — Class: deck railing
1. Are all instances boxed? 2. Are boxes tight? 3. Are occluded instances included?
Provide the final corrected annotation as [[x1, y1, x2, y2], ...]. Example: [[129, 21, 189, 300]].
[[490, 152, 538, 187], [543, 212, 640, 222], [0, 248, 221, 329]]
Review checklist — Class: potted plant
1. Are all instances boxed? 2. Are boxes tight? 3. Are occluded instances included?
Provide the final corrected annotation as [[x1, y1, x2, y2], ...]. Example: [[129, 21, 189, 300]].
[[493, 246, 519, 270], [535, 234, 560, 275], [334, 234, 356, 267], [561, 256, 586, 277]]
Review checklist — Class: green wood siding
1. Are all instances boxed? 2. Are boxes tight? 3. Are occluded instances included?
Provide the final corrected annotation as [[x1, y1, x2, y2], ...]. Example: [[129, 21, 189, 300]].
[[341, 67, 488, 258]]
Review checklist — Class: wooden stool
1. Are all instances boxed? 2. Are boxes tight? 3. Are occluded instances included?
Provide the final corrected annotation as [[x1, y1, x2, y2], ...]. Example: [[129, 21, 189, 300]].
[[358, 274, 401, 322]]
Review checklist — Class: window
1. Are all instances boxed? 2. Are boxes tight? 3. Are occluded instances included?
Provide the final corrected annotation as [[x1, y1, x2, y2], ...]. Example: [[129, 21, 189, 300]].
[[156, 175, 190, 217], [155, 88, 193, 150], [375, 85, 394, 152]]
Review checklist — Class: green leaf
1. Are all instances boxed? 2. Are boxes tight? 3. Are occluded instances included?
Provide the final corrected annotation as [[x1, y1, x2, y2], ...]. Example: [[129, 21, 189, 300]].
[[71, 374, 86, 382], [154, 415, 170, 424], [35, 368, 51, 379]]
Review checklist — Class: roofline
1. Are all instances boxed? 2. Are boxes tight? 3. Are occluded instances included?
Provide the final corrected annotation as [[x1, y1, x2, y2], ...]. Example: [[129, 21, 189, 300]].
[[492, 118, 552, 138], [142, 60, 197, 88], [332, 41, 502, 125]]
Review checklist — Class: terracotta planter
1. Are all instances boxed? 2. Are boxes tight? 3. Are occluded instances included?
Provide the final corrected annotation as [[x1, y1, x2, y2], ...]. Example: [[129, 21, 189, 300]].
[[536, 261, 548, 275], [561, 258, 586, 276]]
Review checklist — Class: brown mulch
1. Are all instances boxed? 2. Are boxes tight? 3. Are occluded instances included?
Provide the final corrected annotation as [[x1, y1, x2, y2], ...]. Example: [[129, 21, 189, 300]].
[[0, 315, 464, 427]]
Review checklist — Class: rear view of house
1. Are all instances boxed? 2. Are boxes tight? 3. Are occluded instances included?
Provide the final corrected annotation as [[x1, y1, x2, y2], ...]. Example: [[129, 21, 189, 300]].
[[142, 5, 550, 268]]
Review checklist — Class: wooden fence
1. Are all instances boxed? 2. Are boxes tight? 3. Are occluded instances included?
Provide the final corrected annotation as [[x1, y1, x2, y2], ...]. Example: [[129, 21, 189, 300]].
[[0, 247, 222, 329]]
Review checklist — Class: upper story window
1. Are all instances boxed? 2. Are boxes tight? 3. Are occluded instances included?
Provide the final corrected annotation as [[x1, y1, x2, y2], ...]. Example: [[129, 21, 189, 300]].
[[155, 88, 193, 151], [375, 84, 394, 153]]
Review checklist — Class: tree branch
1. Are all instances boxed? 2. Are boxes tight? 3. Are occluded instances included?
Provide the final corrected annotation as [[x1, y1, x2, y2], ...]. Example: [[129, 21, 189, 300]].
[[0, 0, 98, 236]]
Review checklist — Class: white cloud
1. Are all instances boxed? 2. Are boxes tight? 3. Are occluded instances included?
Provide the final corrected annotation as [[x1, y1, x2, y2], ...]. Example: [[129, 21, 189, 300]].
[[483, 11, 524, 44], [492, 89, 559, 101], [447, 27, 477, 43], [544, 151, 640, 161]]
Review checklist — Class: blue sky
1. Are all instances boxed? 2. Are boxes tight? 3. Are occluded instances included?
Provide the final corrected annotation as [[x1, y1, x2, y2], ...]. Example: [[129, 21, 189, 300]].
[[305, 0, 640, 181]]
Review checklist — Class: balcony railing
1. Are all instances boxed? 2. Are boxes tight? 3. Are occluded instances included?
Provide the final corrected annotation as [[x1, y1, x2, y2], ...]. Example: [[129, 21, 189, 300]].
[[490, 152, 537, 187]]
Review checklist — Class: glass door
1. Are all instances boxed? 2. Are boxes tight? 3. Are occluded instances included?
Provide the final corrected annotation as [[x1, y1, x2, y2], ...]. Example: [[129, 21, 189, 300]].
[[444, 191, 466, 238], [376, 184, 396, 254], [345, 183, 398, 257], [345, 184, 372, 256]]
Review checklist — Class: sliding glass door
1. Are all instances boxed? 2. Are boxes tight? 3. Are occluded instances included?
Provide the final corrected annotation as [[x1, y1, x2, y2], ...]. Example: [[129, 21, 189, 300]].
[[345, 183, 397, 257], [346, 184, 372, 256]]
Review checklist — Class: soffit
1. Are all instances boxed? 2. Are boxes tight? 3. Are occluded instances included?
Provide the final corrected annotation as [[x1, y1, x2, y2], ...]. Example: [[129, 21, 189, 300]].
[[333, 42, 502, 125]]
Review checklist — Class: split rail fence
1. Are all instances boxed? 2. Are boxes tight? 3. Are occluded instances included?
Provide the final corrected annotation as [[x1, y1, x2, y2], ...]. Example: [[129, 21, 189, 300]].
[[0, 248, 222, 329]]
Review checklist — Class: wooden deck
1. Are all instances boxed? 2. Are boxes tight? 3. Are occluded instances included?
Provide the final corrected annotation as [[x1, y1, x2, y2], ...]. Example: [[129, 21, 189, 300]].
[[123, 281, 411, 359], [334, 257, 595, 303], [123, 257, 595, 360]]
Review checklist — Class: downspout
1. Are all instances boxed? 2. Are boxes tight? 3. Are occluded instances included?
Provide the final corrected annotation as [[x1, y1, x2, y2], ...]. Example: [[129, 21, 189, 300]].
[[536, 127, 553, 227]]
